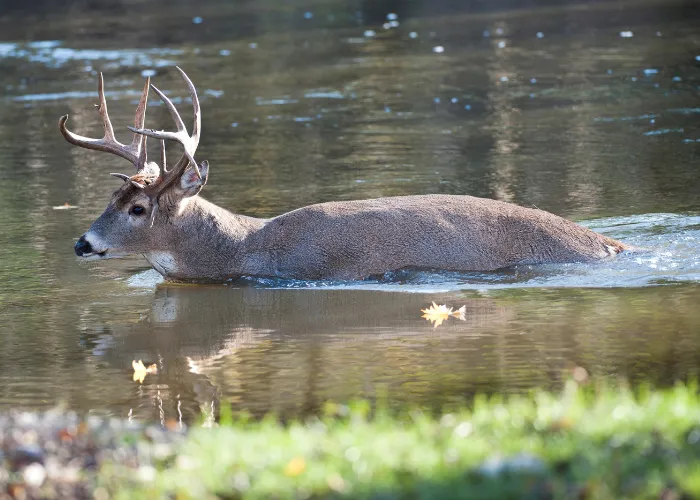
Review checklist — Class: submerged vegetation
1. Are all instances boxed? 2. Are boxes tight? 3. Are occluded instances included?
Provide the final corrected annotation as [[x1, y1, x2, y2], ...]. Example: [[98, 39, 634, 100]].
[[5, 381, 700, 499]]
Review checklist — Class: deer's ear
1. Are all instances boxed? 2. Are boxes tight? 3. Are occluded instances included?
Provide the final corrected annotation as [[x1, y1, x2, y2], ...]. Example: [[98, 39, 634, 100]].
[[179, 160, 209, 197]]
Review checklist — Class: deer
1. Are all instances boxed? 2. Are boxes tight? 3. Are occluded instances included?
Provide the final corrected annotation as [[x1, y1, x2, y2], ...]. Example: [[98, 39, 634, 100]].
[[61, 68, 629, 282]]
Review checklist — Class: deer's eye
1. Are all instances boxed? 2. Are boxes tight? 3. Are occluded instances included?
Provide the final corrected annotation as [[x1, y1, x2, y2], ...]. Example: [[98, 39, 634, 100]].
[[130, 205, 145, 216]]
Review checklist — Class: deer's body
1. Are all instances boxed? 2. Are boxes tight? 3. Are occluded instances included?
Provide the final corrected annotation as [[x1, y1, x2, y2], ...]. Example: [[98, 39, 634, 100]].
[[138, 193, 625, 282], [62, 69, 628, 282]]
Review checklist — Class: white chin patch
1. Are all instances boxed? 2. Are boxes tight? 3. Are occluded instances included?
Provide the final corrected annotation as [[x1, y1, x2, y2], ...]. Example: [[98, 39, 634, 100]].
[[79, 251, 125, 260], [79, 252, 105, 261], [146, 251, 178, 276]]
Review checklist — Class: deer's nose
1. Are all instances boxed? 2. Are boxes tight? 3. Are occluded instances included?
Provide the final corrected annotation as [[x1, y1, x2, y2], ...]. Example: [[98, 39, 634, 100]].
[[74, 236, 93, 256]]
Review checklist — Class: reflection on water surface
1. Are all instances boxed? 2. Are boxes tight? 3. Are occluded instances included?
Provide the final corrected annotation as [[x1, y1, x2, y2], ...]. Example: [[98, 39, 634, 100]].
[[0, 0, 699, 422]]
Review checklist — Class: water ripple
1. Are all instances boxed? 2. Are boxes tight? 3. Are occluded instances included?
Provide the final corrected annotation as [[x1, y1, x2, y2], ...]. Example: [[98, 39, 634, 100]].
[[0, 41, 181, 68]]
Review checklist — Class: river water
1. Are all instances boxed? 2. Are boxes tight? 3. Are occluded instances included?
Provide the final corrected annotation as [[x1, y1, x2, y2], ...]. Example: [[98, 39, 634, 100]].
[[0, 0, 698, 423]]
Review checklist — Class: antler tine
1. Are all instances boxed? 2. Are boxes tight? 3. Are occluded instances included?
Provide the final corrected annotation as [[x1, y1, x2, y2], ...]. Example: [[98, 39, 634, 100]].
[[160, 139, 167, 175], [59, 73, 151, 171], [97, 73, 116, 142], [126, 125, 189, 150], [133, 78, 150, 132], [176, 66, 201, 146], [131, 77, 150, 171], [110, 173, 131, 182], [59, 115, 140, 166], [110, 172, 146, 189], [149, 84, 187, 134], [182, 148, 202, 180]]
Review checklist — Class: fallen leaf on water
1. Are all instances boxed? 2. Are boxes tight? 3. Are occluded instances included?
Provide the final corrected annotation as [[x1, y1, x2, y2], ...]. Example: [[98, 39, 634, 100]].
[[421, 302, 467, 328], [132, 360, 158, 384], [284, 456, 306, 477], [453, 305, 467, 321], [53, 203, 78, 210]]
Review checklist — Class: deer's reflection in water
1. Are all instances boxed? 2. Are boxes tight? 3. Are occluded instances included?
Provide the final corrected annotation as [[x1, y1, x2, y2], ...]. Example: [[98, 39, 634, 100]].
[[78, 285, 513, 423]]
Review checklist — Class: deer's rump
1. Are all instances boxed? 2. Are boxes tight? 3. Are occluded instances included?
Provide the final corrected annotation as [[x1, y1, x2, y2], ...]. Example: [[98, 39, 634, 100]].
[[261, 194, 627, 280]]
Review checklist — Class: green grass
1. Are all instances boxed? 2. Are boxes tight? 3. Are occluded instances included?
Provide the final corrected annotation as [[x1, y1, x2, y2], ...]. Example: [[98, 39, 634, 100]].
[[99, 381, 700, 499]]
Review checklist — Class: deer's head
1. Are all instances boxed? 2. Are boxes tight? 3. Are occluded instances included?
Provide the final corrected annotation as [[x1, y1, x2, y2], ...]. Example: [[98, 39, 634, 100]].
[[61, 68, 209, 260]]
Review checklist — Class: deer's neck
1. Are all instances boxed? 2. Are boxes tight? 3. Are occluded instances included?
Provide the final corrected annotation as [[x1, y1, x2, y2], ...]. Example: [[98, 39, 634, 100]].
[[145, 196, 270, 281]]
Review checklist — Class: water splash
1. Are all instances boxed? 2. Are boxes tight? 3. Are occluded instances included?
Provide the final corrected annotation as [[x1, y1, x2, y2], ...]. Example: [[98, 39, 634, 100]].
[[644, 128, 684, 136], [304, 90, 345, 99], [256, 97, 299, 105]]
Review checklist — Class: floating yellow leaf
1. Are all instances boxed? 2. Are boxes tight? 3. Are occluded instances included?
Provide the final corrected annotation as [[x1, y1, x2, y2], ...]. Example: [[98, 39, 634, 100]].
[[52, 203, 78, 210], [421, 302, 467, 328], [132, 360, 158, 384], [421, 302, 451, 327], [284, 456, 306, 477]]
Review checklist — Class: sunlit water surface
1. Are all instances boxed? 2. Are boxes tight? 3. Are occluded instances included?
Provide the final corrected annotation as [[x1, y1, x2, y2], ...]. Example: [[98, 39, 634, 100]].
[[0, 0, 699, 422]]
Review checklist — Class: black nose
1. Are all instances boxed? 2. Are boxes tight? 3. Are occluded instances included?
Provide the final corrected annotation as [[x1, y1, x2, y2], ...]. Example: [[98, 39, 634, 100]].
[[74, 236, 93, 256]]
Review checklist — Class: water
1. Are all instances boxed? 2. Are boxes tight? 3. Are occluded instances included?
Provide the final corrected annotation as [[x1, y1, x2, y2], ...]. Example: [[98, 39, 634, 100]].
[[0, 0, 699, 423]]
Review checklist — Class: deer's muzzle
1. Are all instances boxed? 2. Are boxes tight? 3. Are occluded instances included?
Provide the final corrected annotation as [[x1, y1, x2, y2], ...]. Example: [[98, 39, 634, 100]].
[[74, 236, 105, 257]]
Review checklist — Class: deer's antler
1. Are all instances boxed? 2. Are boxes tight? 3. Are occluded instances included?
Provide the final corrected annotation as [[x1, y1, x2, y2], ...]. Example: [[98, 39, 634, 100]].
[[128, 66, 201, 198], [60, 68, 204, 227], [59, 73, 150, 171]]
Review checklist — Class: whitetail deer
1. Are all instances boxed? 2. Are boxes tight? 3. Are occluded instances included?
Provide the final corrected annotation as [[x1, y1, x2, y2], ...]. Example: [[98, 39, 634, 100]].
[[61, 68, 629, 282]]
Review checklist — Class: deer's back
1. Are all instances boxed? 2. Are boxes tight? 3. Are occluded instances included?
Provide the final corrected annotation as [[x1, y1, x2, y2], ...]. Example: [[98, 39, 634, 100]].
[[255, 194, 625, 280]]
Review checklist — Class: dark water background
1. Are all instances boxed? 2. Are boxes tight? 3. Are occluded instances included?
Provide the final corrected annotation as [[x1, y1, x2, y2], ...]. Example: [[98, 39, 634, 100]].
[[0, 0, 699, 423]]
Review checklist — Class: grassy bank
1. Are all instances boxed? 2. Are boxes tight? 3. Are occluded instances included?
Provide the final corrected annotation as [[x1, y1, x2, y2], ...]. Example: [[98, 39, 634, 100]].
[[103, 381, 700, 499], [5, 381, 700, 499]]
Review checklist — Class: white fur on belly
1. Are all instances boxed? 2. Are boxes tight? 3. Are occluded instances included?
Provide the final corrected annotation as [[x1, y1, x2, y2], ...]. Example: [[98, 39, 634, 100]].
[[146, 251, 178, 276], [605, 244, 620, 256]]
